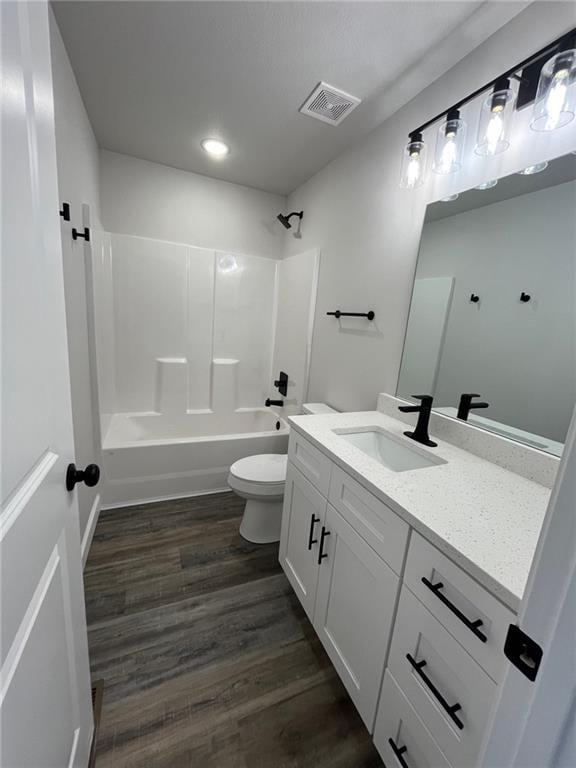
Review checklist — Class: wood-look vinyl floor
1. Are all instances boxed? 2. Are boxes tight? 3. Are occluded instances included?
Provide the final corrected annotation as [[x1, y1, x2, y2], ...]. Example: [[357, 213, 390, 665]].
[[84, 492, 384, 767]]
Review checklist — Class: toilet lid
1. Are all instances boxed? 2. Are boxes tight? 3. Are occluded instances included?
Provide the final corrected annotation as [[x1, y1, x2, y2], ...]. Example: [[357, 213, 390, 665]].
[[229, 454, 287, 484]]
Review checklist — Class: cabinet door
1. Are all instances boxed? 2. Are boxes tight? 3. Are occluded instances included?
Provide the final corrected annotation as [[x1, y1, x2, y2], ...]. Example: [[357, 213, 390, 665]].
[[279, 464, 326, 620], [313, 503, 400, 731]]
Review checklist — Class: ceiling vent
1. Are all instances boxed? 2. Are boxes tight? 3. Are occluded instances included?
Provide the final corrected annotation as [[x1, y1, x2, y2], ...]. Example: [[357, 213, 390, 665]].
[[299, 82, 361, 126]]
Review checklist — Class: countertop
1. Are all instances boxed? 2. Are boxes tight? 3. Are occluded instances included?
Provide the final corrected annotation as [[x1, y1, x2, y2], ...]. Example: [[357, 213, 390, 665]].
[[288, 410, 552, 610]]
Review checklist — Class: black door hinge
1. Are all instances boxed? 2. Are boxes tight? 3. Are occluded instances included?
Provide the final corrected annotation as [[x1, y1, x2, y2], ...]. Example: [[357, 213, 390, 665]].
[[504, 624, 543, 682], [72, 226, 90, 242]]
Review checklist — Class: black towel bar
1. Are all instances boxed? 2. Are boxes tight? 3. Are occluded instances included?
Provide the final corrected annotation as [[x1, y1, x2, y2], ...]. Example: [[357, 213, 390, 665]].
[[327, 310, 375, 320]]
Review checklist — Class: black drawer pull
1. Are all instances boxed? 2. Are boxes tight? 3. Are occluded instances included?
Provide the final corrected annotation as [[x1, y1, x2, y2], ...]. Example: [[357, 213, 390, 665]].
[[406, 653, 464, 730], [388, 738, 410, 768], [318, 526, 330, 564], [308, 514, 320, 550], [421, 577, 487, 643]]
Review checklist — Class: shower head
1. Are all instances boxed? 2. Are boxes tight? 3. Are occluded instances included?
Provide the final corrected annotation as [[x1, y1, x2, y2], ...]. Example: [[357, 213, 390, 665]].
[[277, 211, 303, 230]]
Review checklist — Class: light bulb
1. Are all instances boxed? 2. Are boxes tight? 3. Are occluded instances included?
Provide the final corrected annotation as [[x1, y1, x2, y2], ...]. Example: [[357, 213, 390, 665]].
[[433, 111, 465, 175], [400, 133, 427, 189], [544, 69, 569, 130], [439, 135, 457, 173], [475, 84, 514, 156], [406, 154, 422, 188], [485, 112, 504, 153]]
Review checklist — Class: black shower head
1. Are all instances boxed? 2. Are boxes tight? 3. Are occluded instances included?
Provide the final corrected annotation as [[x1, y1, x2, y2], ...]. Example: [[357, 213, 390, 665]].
[[277, 211, 303, 230]]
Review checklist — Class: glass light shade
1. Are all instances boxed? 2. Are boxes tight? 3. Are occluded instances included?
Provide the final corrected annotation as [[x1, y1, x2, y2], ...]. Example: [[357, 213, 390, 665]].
[[433, 117, 466, 174], [475, 89, 515, 156], [400, 138, 427, 189], [518, 161, 549, 175], [531, 49, 576, 131], [476, 179, 498, 190]]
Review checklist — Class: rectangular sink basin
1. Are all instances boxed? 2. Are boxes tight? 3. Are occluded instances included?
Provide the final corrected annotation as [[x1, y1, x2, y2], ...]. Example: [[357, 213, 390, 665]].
[[334, 427, 446, 472]]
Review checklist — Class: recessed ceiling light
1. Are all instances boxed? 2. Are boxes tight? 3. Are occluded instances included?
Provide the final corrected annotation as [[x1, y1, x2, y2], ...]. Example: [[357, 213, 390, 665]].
[[201, 138, 230, 158], [518, 161, 548, 175]]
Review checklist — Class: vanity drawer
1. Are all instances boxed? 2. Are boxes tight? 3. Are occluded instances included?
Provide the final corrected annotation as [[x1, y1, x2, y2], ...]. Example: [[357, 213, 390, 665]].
[[288, 431, 332, 496], [374, 672, 451, 768], [328, 464, 408, 574], [405, 533, 515, 682], [388, 586, 497, 768]]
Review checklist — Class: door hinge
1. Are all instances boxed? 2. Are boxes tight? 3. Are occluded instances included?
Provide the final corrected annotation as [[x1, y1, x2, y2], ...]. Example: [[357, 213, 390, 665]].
[[504, 624, 543, 682]]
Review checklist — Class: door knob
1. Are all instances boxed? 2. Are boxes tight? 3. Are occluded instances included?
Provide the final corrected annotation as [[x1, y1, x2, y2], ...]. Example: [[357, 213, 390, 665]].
[[66, 463, 100, 492]]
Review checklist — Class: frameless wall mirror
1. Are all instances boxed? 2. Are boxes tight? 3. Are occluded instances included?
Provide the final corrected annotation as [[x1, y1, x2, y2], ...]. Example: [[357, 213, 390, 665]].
[[397, 152, 576, 457]]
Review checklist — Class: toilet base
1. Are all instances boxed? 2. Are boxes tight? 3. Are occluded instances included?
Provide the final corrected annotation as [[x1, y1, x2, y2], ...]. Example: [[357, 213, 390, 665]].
[[239, 498, 283, 544]]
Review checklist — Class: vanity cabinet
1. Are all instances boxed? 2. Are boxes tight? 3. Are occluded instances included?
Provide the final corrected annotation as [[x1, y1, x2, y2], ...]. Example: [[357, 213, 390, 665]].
[[280, 462, 402, 728], [280, 431, 517, 768]]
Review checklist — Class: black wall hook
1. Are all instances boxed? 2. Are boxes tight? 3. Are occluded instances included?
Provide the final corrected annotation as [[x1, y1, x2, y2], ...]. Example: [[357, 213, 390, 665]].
[[72, 226, 90, 242], [520, 292, 531, 303], [470, 293, 480, 303], [59, 202, 70, 221]]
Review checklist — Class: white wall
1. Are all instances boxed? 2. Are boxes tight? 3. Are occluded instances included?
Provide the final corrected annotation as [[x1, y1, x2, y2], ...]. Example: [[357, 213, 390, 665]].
[[410, 181, 576, 443], [49, 10, 102, 549], [283, 3, 576, 413], [99, 150, 286, 259]]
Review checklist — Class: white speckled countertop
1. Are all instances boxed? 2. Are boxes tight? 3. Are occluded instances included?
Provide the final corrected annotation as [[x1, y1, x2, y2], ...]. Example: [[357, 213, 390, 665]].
[[289, 409, 553, 611]]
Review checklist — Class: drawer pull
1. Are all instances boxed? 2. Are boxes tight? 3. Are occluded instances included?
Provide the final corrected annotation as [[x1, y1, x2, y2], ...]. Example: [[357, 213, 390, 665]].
[[307, 514, 320, 550], [318, 526, 330, 564], [405, 653, 464, 730], [388, 738, 410, 768], [421, 577, 487, 643]]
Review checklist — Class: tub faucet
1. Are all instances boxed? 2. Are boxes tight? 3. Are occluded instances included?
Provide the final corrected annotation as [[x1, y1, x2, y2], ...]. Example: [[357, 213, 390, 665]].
[[398, 395, 437, 447], [265, 398, 284, 407], [457, 393, 489, 421]]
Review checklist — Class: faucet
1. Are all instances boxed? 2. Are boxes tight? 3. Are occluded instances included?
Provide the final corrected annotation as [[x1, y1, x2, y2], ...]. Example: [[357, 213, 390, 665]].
[[457, 393, 489, 421], [398, 395, 437, 447], [265, 398, 284, 407]]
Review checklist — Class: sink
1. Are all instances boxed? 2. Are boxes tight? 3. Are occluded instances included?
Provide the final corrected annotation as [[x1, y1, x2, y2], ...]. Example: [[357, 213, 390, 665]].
[[334, 427, 446, 472]]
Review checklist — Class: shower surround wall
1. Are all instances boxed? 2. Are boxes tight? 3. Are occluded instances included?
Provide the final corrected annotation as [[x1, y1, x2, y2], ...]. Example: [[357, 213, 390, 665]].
[[99, 233, 277, 420]]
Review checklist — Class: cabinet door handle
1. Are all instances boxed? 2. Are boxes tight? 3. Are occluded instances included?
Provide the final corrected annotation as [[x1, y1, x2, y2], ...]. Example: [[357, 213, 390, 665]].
[[405, 653, 464, 730], [308, 514, 320, 550], [421, 577, 487, 643], [318, 526, 330, 565], [388, 738, 410, 768]]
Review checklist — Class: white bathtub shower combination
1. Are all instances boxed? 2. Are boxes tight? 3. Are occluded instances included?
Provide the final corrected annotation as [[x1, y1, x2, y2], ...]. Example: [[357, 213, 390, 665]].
[[91, 232, 319, 506]]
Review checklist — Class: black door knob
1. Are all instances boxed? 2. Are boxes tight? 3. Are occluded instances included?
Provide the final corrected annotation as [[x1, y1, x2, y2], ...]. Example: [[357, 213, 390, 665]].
[[66, 463, 100, 492]]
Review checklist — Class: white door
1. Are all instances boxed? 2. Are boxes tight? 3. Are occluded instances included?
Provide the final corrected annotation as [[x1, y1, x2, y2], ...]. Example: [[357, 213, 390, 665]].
[[279, 464, 326, 620], [480, 411, 576, 768], [1, 2, 94, 767], [313, 504, 399, 730]]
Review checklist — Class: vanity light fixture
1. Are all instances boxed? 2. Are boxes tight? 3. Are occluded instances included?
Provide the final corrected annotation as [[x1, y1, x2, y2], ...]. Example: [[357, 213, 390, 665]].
[[400, 132, 427, 189], [400, 27, 576, 189], [201, 138, 230, 158], [518, 161, 549, 175], [475, 179, 498, 190], [475, 79, 515, 156], [434, 109, 466, 175], [531, 45, 576, 131]]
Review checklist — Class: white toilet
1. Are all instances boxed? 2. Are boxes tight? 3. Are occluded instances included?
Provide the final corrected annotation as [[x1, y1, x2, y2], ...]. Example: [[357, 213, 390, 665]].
[[228, 403, 337, 543]]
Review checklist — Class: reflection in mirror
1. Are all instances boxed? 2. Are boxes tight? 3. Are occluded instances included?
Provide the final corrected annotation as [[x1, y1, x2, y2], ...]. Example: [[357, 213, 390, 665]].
[[397, 152, 576, 457]]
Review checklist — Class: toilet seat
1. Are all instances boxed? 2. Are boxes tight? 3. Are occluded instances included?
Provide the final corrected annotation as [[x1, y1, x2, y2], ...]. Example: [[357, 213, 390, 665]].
[[229, 454, 287, 485]]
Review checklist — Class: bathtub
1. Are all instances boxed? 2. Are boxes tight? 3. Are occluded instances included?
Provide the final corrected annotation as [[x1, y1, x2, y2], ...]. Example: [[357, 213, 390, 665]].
[[101, 409, 289, 507]]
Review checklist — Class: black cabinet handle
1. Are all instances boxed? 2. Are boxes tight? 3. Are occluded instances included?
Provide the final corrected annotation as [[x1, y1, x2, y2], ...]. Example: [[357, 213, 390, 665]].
[[388, 739, 410, 768], [318, 526, 330, 565], [406, 653, 464, 730], [421, 577, 487, 643], [308, 514, 320, 550]]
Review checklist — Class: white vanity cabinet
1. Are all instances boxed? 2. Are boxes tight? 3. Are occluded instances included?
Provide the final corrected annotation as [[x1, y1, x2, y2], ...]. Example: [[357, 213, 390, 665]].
[[280, 430, 517, 768]]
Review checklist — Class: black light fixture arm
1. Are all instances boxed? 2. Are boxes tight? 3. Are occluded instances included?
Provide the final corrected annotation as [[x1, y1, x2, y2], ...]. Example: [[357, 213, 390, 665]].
[[408, 26, 576, 140]]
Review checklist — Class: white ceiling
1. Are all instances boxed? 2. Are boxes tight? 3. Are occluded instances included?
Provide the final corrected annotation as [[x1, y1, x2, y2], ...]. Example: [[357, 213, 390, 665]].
[[52, 1, 529, 195]]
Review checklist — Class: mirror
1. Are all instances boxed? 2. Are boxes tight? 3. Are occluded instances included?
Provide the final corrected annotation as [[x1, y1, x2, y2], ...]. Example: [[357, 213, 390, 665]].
[[397, 152, 576, 457]]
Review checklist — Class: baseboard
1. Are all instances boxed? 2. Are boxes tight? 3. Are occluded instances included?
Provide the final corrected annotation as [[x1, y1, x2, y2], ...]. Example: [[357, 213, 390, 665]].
[[82, 493, 101, 568], [100, 487, 233, 511]]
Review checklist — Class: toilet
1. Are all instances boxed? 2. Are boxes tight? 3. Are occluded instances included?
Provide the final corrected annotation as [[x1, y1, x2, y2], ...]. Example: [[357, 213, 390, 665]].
[[228, 403, 337, 543]]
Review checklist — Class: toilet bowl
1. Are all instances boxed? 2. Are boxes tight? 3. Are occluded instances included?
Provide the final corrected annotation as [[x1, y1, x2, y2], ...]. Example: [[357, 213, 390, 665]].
[[228, 403, 338, 543]]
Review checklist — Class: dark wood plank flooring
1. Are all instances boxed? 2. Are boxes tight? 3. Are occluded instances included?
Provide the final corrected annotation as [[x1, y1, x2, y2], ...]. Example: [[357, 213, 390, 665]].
[[84, 492, 384, 767]]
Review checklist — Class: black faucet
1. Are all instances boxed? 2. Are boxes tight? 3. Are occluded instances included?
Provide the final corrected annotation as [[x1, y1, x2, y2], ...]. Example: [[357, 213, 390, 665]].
[[457, 393, 489, 421], [265, 398, 284, 407], [398, 395, 437, 447]]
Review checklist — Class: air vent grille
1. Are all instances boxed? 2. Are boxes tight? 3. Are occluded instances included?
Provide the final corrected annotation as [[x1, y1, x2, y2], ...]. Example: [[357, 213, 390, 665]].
[[299, 82, 361, 126]]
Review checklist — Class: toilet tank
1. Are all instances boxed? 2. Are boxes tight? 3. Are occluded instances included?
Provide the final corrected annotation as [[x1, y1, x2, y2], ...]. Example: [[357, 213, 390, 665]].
[[301, 403, 339, 415]]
